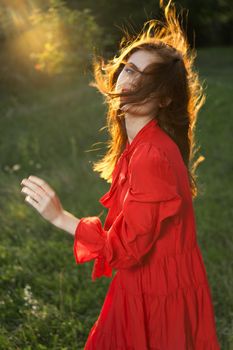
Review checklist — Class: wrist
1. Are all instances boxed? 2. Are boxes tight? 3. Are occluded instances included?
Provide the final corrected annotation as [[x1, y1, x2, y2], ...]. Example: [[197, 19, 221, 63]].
[[52, 209, 80, 236], [51, 210, 66, 229]]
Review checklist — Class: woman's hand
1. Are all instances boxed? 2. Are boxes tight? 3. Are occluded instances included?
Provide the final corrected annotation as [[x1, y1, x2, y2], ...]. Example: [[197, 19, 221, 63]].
[[20, 175, 64, 225]]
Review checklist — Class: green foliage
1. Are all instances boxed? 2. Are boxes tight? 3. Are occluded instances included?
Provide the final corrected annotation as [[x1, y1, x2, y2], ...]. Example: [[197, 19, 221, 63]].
[[0, 0, 102, 93], [28, 0, 102, 75]]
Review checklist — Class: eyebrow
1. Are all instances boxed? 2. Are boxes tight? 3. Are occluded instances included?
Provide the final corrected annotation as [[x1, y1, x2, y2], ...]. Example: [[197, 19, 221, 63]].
[[128, 62, 142, 73], [127, 62, 139, 70]]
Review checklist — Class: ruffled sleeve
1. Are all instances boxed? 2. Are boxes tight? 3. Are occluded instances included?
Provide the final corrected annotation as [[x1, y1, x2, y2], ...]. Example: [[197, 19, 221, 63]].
[[73, 143, 182, 280]]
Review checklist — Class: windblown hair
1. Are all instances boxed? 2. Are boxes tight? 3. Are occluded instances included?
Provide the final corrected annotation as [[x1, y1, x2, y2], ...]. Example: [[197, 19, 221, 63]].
[[89, 0, 206, 199]]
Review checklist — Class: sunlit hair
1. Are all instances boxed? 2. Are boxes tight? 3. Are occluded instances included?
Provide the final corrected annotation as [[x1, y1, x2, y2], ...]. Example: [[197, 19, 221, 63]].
[[89, 0, 206, 199]]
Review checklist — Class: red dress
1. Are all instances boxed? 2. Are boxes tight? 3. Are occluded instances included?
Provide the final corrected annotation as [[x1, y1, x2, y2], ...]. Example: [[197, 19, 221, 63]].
[[73, 118, 221, 349]]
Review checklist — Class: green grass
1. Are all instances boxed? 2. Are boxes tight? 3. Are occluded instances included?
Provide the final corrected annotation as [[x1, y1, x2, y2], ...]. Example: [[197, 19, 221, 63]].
[[0, 46, 232, 349], [194, 46, 233, 350]]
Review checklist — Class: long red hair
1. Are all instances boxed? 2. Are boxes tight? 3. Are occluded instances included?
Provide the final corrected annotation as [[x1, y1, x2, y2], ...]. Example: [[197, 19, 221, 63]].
[[89, 0, 206, 199]]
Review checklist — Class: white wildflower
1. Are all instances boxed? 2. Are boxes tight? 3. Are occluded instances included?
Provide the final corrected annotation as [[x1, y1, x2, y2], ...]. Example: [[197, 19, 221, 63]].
[[12, 164, 21, 171], [23, 284, 39, 316]]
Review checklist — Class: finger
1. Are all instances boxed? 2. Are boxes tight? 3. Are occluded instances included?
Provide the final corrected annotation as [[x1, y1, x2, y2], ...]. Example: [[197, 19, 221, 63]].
[[25, 195, 40, 210], [21, 179, 47, 199], [21, 186, 42, 203], [27, 175, 55, 198]]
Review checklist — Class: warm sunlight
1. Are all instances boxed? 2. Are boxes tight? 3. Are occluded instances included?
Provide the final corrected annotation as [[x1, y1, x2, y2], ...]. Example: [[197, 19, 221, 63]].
[[0, 0, 100, 75], [1, 1, 66, 75]]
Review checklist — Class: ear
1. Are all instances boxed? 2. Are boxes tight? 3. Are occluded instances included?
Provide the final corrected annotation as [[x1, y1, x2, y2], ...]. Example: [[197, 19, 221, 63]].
[[159, 97, 172, 108]]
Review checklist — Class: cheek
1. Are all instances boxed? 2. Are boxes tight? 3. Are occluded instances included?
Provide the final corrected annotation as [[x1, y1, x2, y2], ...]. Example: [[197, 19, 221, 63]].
[[116, 71, 132, 91], [115, 71, 124, 91]]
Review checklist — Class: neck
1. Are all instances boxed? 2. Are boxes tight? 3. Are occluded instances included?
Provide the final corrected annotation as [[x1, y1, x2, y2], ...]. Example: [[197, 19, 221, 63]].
[[124, 115, 154, 144]]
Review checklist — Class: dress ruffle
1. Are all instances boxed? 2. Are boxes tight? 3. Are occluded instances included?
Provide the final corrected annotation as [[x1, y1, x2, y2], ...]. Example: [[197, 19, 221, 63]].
[[84, 268, 221, 350], [99, 149, 129, 209], [117, 243, 209, 297]]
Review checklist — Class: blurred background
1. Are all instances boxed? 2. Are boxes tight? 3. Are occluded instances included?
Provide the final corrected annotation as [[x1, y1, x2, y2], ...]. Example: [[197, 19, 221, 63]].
[[0, 0, 232, 349]]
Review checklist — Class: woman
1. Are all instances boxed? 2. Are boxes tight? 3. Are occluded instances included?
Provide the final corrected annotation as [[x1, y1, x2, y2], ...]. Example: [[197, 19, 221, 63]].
[[20, 1, 221, 349]]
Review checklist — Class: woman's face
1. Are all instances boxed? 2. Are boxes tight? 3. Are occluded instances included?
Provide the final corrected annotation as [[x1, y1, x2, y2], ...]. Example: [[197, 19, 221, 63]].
[[115, 49, 165, 116]]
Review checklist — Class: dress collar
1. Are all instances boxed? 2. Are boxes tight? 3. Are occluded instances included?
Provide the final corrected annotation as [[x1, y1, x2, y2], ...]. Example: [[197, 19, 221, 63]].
[[124, 118, 158, 156], [99, 118, 159, 209]]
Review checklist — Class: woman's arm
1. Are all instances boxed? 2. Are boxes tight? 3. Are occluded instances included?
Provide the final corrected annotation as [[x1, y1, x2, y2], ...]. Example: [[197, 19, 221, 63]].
[[52, 210, 80, 236], [20, 175, 80, 236]]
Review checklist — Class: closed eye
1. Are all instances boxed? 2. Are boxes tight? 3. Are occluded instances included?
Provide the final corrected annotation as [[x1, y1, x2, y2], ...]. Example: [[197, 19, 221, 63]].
[[124, 67, 135, 74]]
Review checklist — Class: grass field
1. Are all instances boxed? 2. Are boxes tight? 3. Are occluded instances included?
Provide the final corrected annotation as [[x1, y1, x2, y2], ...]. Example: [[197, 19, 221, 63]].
[[0, 46, 232, 349]]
